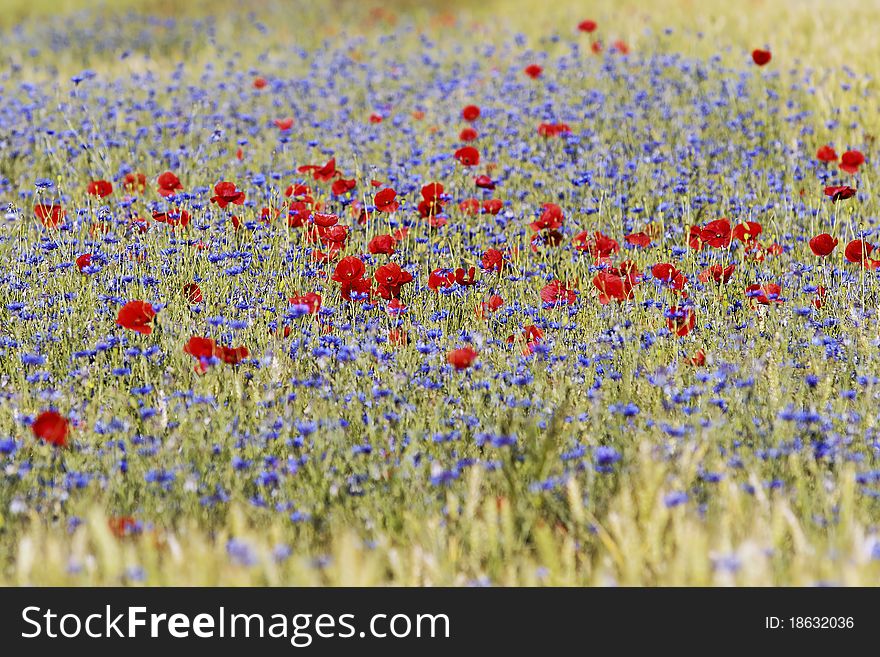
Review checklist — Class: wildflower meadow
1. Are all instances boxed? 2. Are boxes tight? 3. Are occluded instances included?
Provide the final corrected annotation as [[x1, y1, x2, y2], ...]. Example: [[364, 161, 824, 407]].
[[2, 0, 880, 586]]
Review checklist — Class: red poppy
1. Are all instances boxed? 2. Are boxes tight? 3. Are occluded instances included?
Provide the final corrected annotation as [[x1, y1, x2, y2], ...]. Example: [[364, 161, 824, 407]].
[[475, 175, 495, 190], [844, 239, 877, 266], [298, 158, 338, 182], [689, 349, 706, 366], [87, 179, 113, 198], [75, 253, 92, 272], [289, 292, 322, 314], [32, 410, 69, 447], [541, 280, 577, 306], [745, 283, 782, 305], [454, 146, 480, 166], [652, 262, 687, 292], [332, 257, 367, 296], [816, 145, 837, 163], [459, 127, 478, 141], [253, 77, 268, 89], [331, 178, 357, 196], [731, 221, 762, 244], [274, 117, 294, 131], [375, 263, 413, 299], [537, 123, 571, 137], [117, 300, 157, 334], [825, 185, 857, 202], [456, 266, 477, 286], [840, 150, 865, 174], [122, 172, 146, 193], [625, 232, 651, 247], [152, 209, 190, 227], [698, 264, 736, 284], [482, 199, 503, 215], [374, 188, 400, 213], [573, 230, 619, 257], [210, 181, 246, 208], [157, 171, 183, 197], [481, 248, 506, 273], [369, 113, 383, 123], [591, 41, 603, 54], [751, 49, 771, 66], [477, 294, 505, 319], [34, 204, 65, 228], [184, 336, 216, 370], [612, 40, 629, 54], [667, 306, 695, 337], [593, 270, 633, 304], [388, 329, 408, 346], [530, 203, 564, 232], [813, 285, 827, 309], [369, 234, 396, 255], [809, 233, 838, 257], [524, 64, 543, 78], [428, 268, 456, 292], [183, 282, 203, 303], [578, 19, 597, 32], [215, 345, 249, 365], [448, 347, 478, 370], [108, 516, 138, 538], [698, 218, 732, 248], [507, 325, 545, 354], [285, 183, 314, 201], [459, 199, 481, 216], [462, 105, 480, 121]]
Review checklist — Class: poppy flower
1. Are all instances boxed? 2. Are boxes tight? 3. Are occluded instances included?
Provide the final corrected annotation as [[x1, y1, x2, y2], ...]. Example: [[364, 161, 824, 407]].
[[332, 256, 367, 293], [524, 64, 543, 78], [215, 345, 249, 365], [331, 178, 357, 196], [369, 234, 396, 255], [289, 292, 322, 314], [745, 283, 783, 305], [253, 77, 268, 89], [751, 49, 771, 66], [459, 198, 481, 216], [731, 221, 762, 244], [813, 285, 827, 309], [481, 248, 506, 273], [184, 336, 217, 373], [34, 204, 65, 228], [462, 104, 480, 121], [482, 199, 503, 215], [87, 179, 113, 198], [840, 150, 865, 174], [274, 117, 294, 131], [477, 295, 505, 318], [612, 40, 629, 54], [117, 300, 157, 334], [809, 233, 838, 257], [698, 218, 732, 248], [210, 181, 246, 208], [593, 270, 630, 304], [666, 306, 695, 337], [816, 145, 837, 163], [698, 264, 736, 284], [475, 174, 495, 190], [108, 516, 139, 538], [507, 325, 545, 354], [157, 171, 183, 197], [447, 347, 478, 370], [625, 232, 651, 247], [183, 282, 203, 303], [298, 158, 338, 182], [455, 266, 477, 286], [428, 268, 456, 292], [591, 41, 602, 54], [652, 263, 687, 292], [369, 113, 383, 123], [573, 231, 619, 258], [541, 280, 577, 306], [824, 185, 857, 202], [388, 329, 408, 346], [152, 209, 190, 227], [375, 263, 413, 299], [537, 123, 571, 137], [689, 349, 706, 366], [75, 253, 92, 272], [530, 203, 564, 232], [454, 146, 480, 166], [459, 127, 478, 141], [374, 188, 400, 213], [844, 239, 877, 266], [32, 410, 69, 447], [123, 172, 146, 193], [578, 19, 597, 32]]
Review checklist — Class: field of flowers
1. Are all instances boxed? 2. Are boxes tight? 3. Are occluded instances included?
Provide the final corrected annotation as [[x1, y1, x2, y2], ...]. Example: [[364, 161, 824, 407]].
[[1, 0, 880, 586]]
